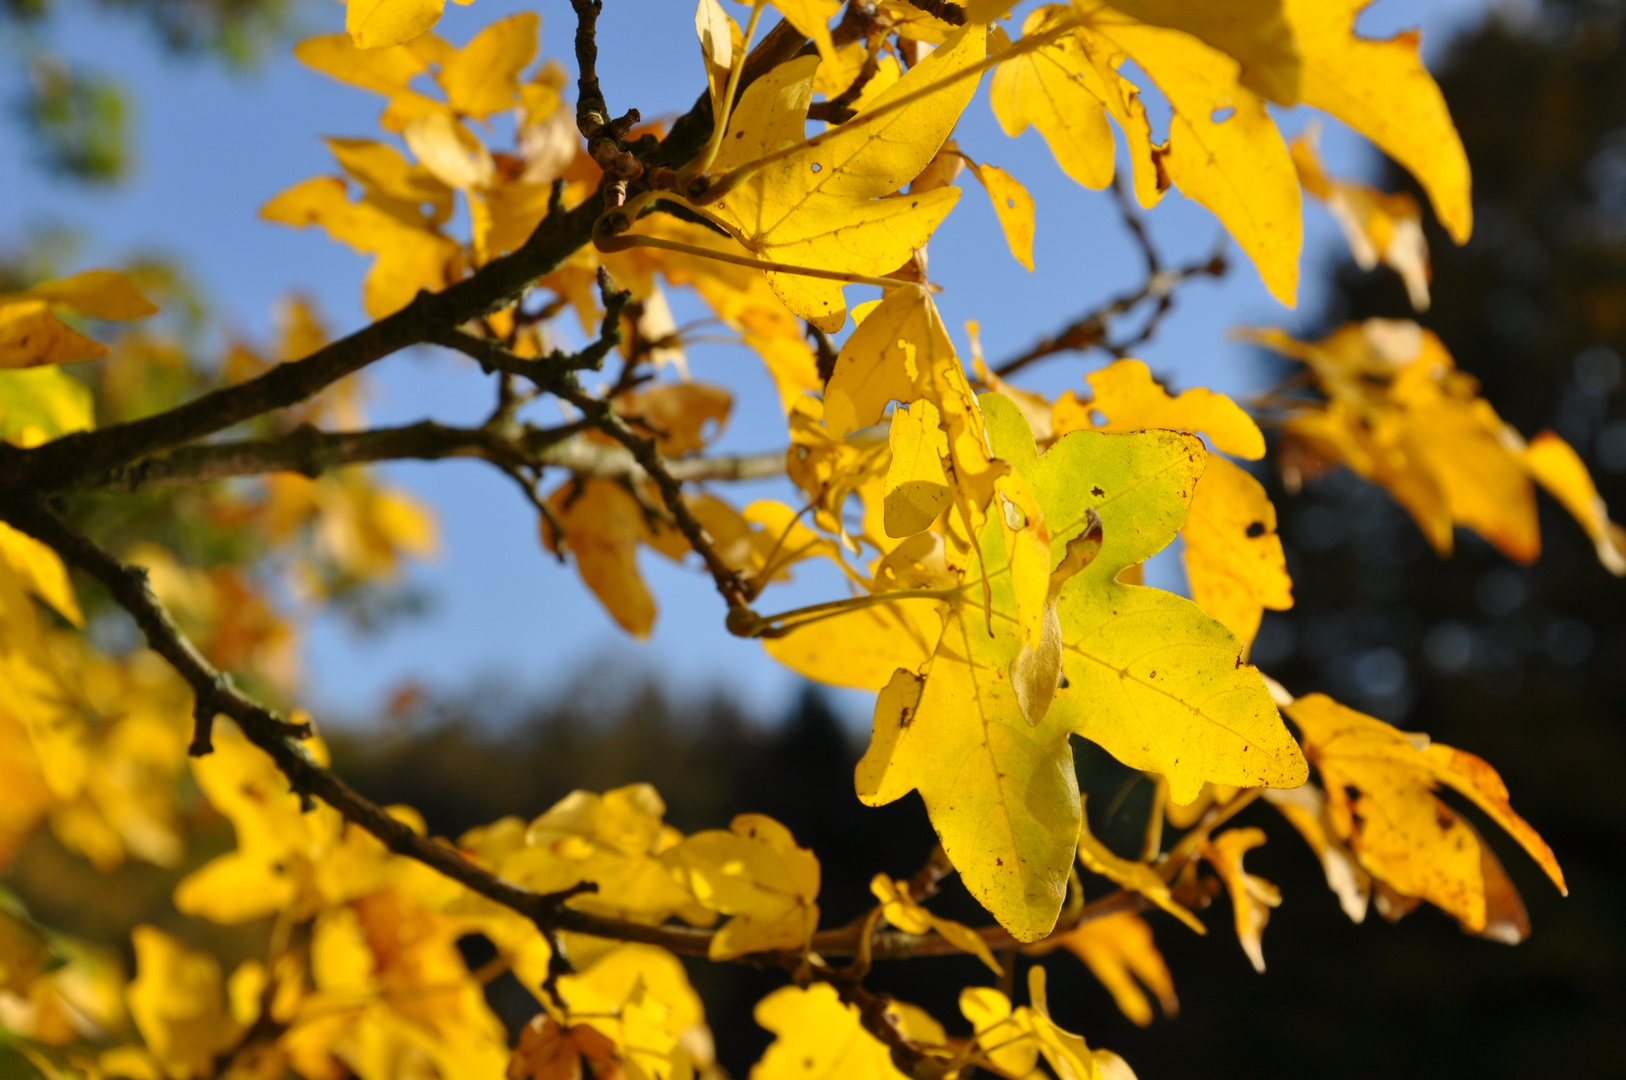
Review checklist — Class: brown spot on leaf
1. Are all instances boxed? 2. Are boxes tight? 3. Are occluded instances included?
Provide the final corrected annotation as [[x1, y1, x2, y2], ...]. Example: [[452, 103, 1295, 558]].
[[1246, 521, 1266, 538], [1091, 486, 1105, 497]]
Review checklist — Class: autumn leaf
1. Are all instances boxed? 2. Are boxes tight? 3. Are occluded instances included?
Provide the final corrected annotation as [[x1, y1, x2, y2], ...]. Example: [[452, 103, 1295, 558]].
[[1293, 129, 1431, 310], [1201, 827, 1280, 973], [857, 394, 1303, 941], [1285, 691, 1566, 937], [703, 25, 985, 330], [663, 813, 819, 959], [0, 270, 158, 369], [1282, 0, 1471, 243], [261, 175, 461, 318], [346, 0, 446, 51], [437, 13, 538, 119], [1075, 800, 1204, 933], [966, 161, 1037, 271], [126, 926, 243, 1079], [989, 8, 1119, 191], [748, 983, 916, 1080], [542, 477, 679, 639], [1264, 782, 1371, 923], [1101, 0, 1302, 105], [556, 944, 711, 1080], [870, 874, 1001, 973], [1181, 455, 1293, 648], [491, 784, 712, 927], [1523, 430, 1626, 576], [1052, 358, 1265, 459], [1047, 910, 1178, 1027]]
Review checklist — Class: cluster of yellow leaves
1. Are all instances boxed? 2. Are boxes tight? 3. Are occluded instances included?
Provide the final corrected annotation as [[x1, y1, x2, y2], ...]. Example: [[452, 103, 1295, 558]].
[[1273, 689, 1567, 944], [1253, 319, 1626, 574], [0, 270, 157, 370]]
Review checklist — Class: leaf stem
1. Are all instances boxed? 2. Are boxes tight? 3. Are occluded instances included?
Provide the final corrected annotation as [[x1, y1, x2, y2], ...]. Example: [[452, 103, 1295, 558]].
[[685, 0, 769, 184]]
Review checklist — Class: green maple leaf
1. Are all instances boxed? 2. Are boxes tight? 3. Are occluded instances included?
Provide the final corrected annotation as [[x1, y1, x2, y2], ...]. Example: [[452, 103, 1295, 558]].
[[857, 394, 1307, 941]]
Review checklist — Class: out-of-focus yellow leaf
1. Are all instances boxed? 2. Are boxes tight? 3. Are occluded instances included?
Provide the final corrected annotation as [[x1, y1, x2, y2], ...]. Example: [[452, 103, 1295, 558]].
[[1026, 966, 1135, 1080], [261, 176, 460, 318], [968, 162, 1036, 271], [748, 983, 912, 1080], [557, 944, 709, 1080], [542, 477, 680, 638], [612, 382, 731, 457], [1286, 692, 1566, 936], [1053, 359, 1266, 459], [1048, 910, 1177, 1027], [0, 367, 94, 446], [346, 0, 444, 50], [126, 926, 241, 1080], [1283, 0, 1471, 243], [0, 270, 158, 321], [0, 522, 82, 626], [492, 784, 711, 927], [326, 137, 455, 226], [870, 874, 1001, 974], [1523, 430, 1626, 576], [1292, 130, 1431, 310], [767, 0, 842, 70], [1181, 456, 1292, 648], [438, 13, 538, 118], [1075, 803, 1204, 933], [664, 813, 819, 959], [1201, 827, 1279, 973], [705, 26, 983, 330], [0, 301, 108, 368]]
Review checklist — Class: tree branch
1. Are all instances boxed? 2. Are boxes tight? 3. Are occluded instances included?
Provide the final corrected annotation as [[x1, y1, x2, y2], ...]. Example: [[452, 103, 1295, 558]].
[[0, 197, 604, 495], [87, 421, 786, 491]]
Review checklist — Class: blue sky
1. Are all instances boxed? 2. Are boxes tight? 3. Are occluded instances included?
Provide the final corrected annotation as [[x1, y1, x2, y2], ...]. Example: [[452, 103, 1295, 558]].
[[1, 0, 1496, 726]]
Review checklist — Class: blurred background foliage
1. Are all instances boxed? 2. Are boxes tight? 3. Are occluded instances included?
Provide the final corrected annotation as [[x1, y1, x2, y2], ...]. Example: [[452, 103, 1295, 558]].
[[4, 0, 1626, 1078], [5, 0, 294, 183]]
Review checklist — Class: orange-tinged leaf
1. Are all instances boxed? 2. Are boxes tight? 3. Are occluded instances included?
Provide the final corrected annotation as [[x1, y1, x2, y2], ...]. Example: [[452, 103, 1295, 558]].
[[438, 13, 538, 118], [0, 301, 106, 368], [1050, 910, 1178, 1027], [968, 163, 1036, 271], [1201, 827, 1279, 972], [1181, 455, 1292, 648], [346, 0, 445, 50], [260, 175, 460, 317], [126, 926, 241, 1079], [0, 270, 158, 321], [1053, 359, 1266, 459], [705, 25, 984, 330], [542, 478, 667, 638], [1286, 692, 1565, 935], [613, 383, 731, 457], [1523, 430, 1626, 576], [1264, 783, 1370, 923], [1283, 0, 1471, 243], [1293, 130, 1431, 310]]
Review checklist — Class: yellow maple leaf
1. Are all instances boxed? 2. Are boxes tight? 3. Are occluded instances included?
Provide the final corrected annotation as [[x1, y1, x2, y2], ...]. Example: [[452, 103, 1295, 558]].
[[125, 926, 242, 1080], [436, 12, 538, 118], [0, 270, 157, 369], [1075, 800, 1204, 934], [556, 944, 711, 1080], [1201, 827, 1279, 973], [493, 783, 711, 927], [1181, 455, 1293, 648], [1052, 358, 1265, 459], [1285, 692, 1566, 937], [855, 395, 1303, 942], [702, 26, 985, 330], [542, 477, 684, 639], [1293, 129, 1431, 310], [663, 813, 819, 959], [1264, 782, 1371, 923], [870, 873, 1001, 973], [967, 161, 1037, 271], [1100, 0, 1302, 105], [346, 0, 459, 51], [261, 175, 461, 318], [1047, 910, 1178, 1027], [1523, 430, 1626, 576], [1283, 0, 1471, 244], [747, 983, 915, 1080]]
